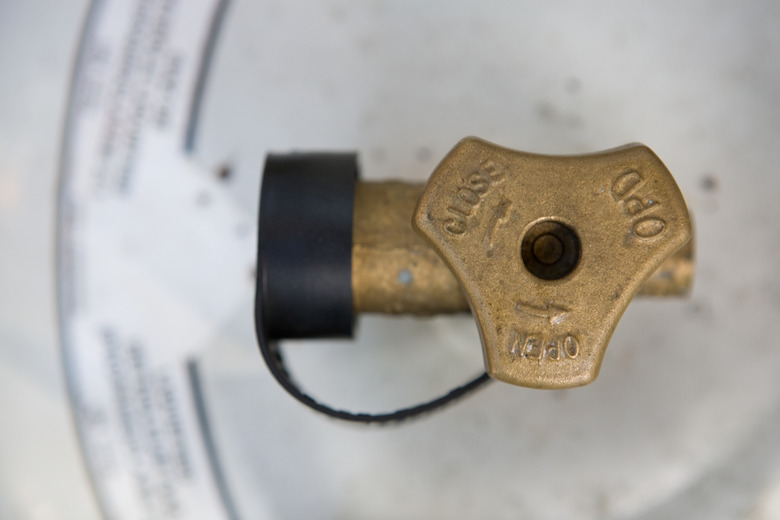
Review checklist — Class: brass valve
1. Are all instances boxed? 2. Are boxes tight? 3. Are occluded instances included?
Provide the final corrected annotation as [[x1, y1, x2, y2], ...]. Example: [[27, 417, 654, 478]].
[[353, 137, 693, 389], [256, 136, 693, 421]]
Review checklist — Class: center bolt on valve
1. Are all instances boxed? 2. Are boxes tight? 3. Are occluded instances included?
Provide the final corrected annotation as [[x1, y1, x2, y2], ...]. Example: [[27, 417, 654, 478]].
[[254, 137, 693, 423]]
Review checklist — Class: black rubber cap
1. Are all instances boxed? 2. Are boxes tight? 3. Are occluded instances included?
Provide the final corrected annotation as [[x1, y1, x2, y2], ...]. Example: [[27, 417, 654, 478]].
[[257, 153, 357, 339], [254, 152, 490, 422]]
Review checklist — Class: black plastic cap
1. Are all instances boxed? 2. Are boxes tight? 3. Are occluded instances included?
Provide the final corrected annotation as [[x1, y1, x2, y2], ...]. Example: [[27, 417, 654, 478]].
[[257, 153, 357, 339]]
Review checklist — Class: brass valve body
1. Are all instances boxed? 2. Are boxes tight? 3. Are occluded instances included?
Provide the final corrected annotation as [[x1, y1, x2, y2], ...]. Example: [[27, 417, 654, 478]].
[[353, 181, 692, 315], [353, 138, 693, 389]]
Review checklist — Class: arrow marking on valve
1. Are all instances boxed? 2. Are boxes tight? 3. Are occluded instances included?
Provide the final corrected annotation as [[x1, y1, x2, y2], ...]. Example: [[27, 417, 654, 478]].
[[483, 199, 512, 251], [515, 301, 569, 325]]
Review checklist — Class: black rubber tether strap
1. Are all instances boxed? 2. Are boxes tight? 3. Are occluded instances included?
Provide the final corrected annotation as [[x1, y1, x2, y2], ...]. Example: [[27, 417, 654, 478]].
[[255, 153, 490, 423]]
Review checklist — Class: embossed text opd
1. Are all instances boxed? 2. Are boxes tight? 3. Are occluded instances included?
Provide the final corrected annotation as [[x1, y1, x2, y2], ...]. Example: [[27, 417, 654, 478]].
[[611, 170, 666, 239]]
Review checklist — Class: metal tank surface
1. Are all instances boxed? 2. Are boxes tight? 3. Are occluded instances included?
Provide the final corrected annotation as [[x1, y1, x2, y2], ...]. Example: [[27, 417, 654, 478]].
[[2, 1, 780, 519]]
